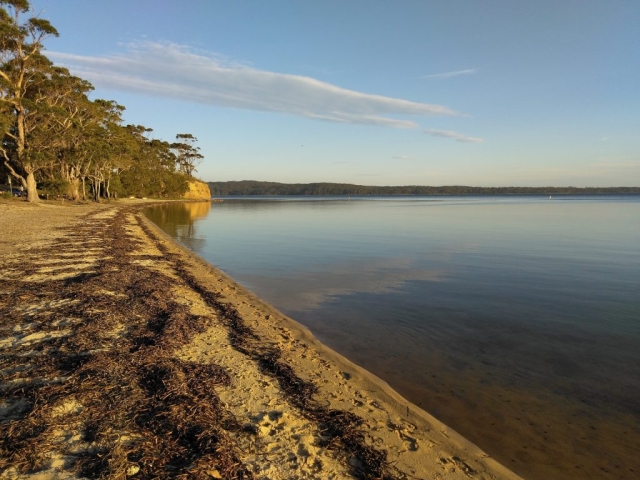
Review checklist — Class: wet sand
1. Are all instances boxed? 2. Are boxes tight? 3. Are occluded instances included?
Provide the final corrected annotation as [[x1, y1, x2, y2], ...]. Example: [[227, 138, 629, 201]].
[[0, 199, 519, 479]]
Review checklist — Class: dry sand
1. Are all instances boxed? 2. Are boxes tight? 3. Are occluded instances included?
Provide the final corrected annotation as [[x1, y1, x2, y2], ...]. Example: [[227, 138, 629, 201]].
[[0, 198, 521, 479]]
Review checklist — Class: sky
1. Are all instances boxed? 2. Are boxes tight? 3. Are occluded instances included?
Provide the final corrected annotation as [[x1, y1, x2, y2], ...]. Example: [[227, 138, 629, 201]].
[[27, 0, 639, 186]]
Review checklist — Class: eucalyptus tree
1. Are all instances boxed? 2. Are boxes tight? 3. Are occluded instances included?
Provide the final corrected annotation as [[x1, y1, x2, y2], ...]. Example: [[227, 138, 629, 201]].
[[170, 133, 203, 177], [0, 0, 58, 202], [99, 121, 138, 200], [120, 126, 188, 198], [52, 79, 98, 199], [76, 99, 137, 201], [22, 66, 96, 198]]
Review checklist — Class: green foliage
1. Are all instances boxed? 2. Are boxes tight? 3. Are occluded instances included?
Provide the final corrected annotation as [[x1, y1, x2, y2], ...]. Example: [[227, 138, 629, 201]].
[[118, 133, 189, 198], [26, 17, 59, 37], [1, 1, 204, 201], [1, 0, 62, 201], [38, 177, 68, 196], [107, 174, 125, 197], [0, 1, 30, 14], [170, 134, 203, 177]]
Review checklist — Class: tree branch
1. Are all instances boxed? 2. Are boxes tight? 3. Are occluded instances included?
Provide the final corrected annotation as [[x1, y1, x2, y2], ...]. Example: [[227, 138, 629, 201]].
[[3, 157, 26, 185]]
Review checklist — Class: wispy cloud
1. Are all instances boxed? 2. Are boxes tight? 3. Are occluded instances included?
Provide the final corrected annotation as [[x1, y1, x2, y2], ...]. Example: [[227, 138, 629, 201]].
[[423, 68, 477, 79], [392, 155, 410, 160], [49, 41, 460, 128], [425, 129, 484, 143]]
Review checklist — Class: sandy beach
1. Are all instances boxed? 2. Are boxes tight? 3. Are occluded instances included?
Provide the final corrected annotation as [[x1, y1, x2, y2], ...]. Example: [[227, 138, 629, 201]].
[[0, 199, 520, 479]]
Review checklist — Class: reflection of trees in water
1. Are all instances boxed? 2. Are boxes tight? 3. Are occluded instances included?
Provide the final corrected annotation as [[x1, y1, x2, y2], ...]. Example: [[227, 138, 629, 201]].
[[145, 202, 211, 252]]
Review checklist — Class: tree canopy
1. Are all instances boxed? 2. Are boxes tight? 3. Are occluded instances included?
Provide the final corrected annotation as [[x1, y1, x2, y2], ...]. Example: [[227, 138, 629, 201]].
[[0, 0, 203, 202]]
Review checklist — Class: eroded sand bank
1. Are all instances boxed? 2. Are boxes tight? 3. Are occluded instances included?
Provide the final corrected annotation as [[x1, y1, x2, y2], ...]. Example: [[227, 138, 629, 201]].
[[0, 199, 520, 479]]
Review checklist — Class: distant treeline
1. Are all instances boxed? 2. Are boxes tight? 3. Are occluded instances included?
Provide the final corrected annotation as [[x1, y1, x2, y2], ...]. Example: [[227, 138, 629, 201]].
[[209, 181, 640, 196]]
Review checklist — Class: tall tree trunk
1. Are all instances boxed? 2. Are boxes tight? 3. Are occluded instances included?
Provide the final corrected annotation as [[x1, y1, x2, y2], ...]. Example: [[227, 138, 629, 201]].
[[68, 178, 80, 200], [16, 109, 39, 203], [63, 163, 80, 200], [82, 177, 86, 201], [25, 168, 39, 203]]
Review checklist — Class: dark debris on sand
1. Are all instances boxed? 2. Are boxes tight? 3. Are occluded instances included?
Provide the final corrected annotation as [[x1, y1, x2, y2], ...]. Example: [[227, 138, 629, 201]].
[[0, 207, 253, 479], [0, 206, 394, 479]]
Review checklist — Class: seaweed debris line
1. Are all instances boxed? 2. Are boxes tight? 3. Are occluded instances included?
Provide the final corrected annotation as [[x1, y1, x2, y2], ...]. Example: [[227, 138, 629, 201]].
[[0, 201, 520, 479]]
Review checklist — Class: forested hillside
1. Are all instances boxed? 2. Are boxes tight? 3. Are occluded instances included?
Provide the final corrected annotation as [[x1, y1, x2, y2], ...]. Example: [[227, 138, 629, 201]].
[[209, 181, 640, 196], [0, 1, 204, 202]]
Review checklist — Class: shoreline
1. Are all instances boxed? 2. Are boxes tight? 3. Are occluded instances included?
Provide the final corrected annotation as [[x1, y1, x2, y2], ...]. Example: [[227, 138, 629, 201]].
[[0, 199, 520, 479]]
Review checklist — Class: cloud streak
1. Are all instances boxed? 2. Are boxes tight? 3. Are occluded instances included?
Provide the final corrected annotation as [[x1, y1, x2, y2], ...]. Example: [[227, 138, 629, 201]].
[[49, 42, 460, 128], [425, 129, 484, 143], [423, 68, 477, 79]]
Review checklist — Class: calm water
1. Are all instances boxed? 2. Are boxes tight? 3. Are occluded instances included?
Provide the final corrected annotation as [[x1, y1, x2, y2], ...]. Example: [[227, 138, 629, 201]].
[[146, 196, 640, 480]]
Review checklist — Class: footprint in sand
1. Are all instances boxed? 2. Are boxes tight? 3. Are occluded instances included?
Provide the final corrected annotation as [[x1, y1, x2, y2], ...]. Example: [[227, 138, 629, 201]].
[[389, 420, 419, 452], [439, 456, 475, 476]]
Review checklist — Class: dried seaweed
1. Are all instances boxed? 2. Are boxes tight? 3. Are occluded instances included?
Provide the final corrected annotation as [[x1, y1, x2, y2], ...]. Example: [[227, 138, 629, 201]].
[[0, 207, 253, 478], [138, 217, 393, 479], [0, 204, 393, 479]]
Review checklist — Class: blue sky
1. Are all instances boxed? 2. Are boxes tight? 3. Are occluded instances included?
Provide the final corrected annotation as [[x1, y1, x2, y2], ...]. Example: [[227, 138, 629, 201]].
[[30, 0, 639, 186]]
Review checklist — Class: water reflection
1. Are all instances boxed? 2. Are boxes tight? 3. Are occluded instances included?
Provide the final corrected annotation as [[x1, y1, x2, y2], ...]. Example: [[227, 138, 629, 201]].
[[145, 196, 640, 480], [241, 256, 447, 311], [145, 201, 210, 253]]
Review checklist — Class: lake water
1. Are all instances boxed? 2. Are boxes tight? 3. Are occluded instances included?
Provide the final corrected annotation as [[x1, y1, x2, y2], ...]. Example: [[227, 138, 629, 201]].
[[146, 196, 640, 480]]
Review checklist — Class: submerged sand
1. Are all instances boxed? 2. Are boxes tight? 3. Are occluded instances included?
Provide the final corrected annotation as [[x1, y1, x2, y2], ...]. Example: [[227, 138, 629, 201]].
[[0, 199, 520, 479]]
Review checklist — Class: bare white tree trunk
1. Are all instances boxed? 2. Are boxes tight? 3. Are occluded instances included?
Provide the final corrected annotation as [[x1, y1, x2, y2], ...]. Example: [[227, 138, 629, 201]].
[[25, 171, 39, 202], [68, 177, 80, 200]]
